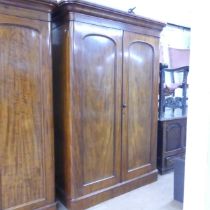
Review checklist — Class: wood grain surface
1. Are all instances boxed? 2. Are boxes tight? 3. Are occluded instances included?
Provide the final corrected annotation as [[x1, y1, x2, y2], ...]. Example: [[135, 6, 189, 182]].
[[69, 22, 122, 197], [0, 2, 56, 209], [122, 32, 159, 180], [52, 2, 164, 209]]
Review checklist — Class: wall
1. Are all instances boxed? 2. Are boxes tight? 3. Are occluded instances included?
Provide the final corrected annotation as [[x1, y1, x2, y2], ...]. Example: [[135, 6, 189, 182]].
[[183, 1, 210, 209], [160, 24, 191, 65]]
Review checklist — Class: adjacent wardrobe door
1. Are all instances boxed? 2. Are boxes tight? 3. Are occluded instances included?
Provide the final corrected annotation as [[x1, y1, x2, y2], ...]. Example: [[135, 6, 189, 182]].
[[0, 14, 54, 210], [72, 22, 122, 197], [122, 32, 159, 180]]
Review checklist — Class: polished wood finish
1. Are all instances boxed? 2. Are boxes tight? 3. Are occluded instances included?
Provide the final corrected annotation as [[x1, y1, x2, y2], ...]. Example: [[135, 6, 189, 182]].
[[52, 1, 165, 209], [122, 32, 159, 180], [53, 0, 164, 37], [0, 0, 56, 21], [157, 117, 187, 174], [66, 171, 157, 209], [0, 1, 56, 210], [72, 22, 123, 196]]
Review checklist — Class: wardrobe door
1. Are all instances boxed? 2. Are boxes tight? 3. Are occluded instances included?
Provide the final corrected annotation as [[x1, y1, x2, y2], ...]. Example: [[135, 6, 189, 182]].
[[71, 22, 122, 197], [0, 14, 54, 210], [122, 32, 159, 180]]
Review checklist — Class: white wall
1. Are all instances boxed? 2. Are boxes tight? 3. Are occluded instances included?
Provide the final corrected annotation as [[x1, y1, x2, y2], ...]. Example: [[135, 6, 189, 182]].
[[183, 1, 210, 209], [160, 25, 191, 65], [57, 0, 192, 27]]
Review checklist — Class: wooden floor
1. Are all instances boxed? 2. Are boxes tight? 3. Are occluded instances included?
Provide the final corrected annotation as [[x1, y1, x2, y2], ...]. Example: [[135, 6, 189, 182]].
[[58, 172, 183, 210]]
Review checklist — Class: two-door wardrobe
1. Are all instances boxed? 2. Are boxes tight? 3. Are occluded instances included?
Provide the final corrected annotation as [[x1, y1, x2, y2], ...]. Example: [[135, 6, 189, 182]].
[[52, 1, 165, 209]]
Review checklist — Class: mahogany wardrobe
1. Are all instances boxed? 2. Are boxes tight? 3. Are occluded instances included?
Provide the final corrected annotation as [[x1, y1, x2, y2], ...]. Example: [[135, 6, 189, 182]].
[[52, 1, 165, 209]]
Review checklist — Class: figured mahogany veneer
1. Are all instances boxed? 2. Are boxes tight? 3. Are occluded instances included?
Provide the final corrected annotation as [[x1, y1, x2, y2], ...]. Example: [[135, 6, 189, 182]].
[[0, 1, 56, 210], [52, 1, 165, 209]]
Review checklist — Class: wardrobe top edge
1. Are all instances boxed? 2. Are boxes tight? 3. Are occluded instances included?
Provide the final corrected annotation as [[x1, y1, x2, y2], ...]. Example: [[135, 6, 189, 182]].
[[53, 0, 166, 31], [0, 0, 57, 13]]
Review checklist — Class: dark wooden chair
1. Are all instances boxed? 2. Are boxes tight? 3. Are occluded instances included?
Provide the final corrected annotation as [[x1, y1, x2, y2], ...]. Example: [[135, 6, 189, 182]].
[[159, 64, 189, 119], [157, 48, 190, 174]]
